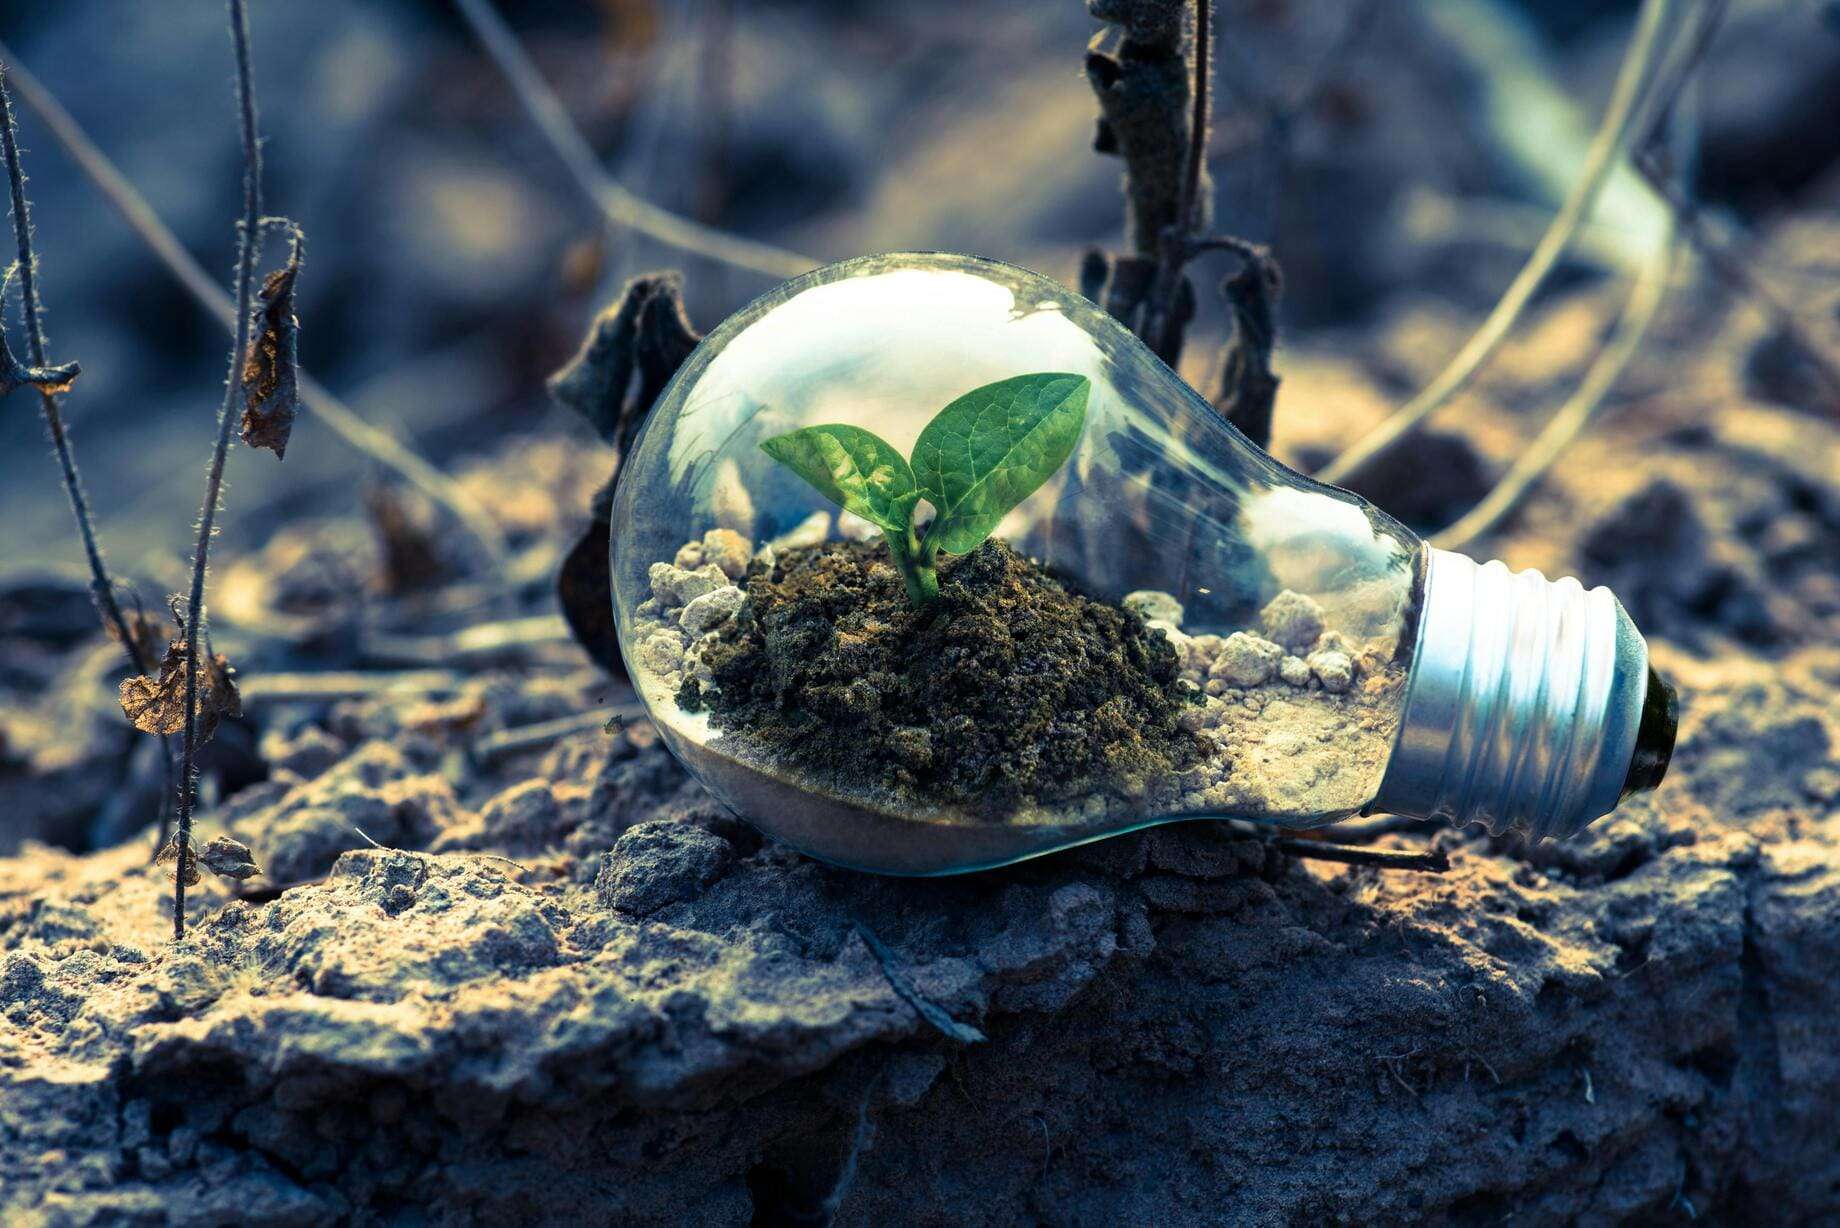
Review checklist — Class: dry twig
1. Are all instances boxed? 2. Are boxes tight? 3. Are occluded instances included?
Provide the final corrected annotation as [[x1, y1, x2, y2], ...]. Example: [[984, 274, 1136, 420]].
[[0, 66, 179, 847], [472, 708, 642, 764], [1314, 0, 1678, 487], [1274, 837, 1450, 874], [0, 73, 143, 671], [1432, 215, 1679, 551], [174, 0, 266, 939], [0, 46, 512, 581], [452, 0, 818, 280]]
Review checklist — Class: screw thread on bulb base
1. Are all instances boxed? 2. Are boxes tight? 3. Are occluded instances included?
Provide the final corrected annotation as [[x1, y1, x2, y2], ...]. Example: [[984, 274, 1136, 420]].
[[1373, 550, 1663, 841]]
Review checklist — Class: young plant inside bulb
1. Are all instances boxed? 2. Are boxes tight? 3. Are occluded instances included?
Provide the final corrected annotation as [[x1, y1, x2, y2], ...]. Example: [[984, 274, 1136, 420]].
[[609, 252, 1677, 875]]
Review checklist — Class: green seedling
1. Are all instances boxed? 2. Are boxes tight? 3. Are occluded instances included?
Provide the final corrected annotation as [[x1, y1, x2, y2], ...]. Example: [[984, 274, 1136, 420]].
[[761, 372, 1090, 605]]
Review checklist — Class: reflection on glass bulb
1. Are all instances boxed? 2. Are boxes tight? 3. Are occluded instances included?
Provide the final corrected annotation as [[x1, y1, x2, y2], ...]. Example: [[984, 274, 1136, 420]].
[[610, 253, 1676, 875]]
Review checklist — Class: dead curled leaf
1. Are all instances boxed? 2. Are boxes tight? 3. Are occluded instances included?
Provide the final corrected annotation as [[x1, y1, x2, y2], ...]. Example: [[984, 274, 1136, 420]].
[[118, 639, 243, 744], [158, 834, 261, 884], [239, 232, 303, 459], [199, 835, 260, 881], [155, 834, 200, 887]]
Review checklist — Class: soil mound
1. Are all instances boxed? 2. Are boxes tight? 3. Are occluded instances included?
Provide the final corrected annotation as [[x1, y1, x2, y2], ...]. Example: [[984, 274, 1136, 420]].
[[681, 538, 1203, 814]]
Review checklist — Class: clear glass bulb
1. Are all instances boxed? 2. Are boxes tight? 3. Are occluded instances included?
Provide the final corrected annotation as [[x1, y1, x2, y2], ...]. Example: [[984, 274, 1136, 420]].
[[610, 253, 1676, 875]]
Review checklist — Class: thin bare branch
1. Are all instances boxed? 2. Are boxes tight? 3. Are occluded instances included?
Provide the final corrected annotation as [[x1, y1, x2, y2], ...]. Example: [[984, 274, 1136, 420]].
[[0, 65, 179, 852], [0, 71, 145, 673], [452, 0, 818, 280], [1314, 0, 1677, 487], [0, 45, 512, 580], [1433, 221, 1678, 551], [472, 707, 643, 764], [175, 0, 265, 939], [361, 614, 573, 667], [237, 670, 470, 705], [1274, 837, 1451, 874]]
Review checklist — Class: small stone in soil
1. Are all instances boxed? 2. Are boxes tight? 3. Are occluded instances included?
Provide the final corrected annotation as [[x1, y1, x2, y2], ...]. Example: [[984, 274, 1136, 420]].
[[1211, 632, 1283, 687], [637, 629, 685, 674], [1125, 590, 1185, 626], [680, 585, 745, 635], [651, 562, 729, 608], [1308, 650, 1354, 693], [1261, 590, 1326, 653], [701, 529, 752, 580]]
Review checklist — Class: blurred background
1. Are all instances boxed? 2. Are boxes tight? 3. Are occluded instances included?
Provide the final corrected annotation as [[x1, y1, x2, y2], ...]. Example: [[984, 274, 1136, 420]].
[[1, 0, 1837, 579]]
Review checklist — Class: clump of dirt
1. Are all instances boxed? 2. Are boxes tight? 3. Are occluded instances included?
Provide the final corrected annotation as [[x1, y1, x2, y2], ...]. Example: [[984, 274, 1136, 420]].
[[680, 538, 1204, 816]]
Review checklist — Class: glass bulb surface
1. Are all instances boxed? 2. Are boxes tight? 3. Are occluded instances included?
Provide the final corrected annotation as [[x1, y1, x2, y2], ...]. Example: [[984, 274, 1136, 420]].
[[610, 252, 1672, 874]]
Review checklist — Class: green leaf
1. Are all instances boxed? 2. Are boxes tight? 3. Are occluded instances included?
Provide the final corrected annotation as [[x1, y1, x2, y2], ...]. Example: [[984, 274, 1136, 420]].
[[913, 373, 1090, 555], [759, 424, 919, 534]]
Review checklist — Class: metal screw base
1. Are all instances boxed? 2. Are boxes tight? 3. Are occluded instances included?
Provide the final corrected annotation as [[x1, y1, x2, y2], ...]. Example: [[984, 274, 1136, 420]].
[[1373, 549, 1665, 841]]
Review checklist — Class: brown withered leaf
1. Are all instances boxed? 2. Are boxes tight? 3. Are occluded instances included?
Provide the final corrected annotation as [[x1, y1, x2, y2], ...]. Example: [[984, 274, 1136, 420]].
[[156, 833, 201, 887], [118, 639, 244, 744], [199, 835, 260, 881], [239, 234, 302, 459]]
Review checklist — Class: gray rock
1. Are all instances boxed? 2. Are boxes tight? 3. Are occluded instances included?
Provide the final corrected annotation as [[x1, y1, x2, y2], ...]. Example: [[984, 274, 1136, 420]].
[[1307, 649, 1355, 693], [1209, 632, 1283, 687], [596, 820, 736, 916], [679, 585, 745, 635], [1123, 590, 1185, 626], [701, 528, 754, 579], [1260, 589, 1326, 652]]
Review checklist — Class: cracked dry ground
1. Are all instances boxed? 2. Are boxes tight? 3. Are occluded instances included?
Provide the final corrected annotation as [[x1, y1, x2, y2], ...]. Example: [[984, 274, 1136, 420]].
[[4, 374, 1840, 1227]]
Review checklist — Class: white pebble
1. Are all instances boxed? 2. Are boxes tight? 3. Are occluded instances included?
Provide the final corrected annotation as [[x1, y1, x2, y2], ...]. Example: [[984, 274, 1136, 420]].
[[648, 562, 679, 606], [771, 510, 831, 551], [672, 542, 707, 570], [1209, 632, 1283, 687], [680, 585, 745, 634], [1308, 649, 1355, 693], [1260, 590, 1326, 653], [1279, 655, 1312, 687], [837, 511, 882, 542], [1124, 590, 1185, 626], [1182, 633, 1225, 675], [670, 564, 730, 607], [1144, 619, 1189, 654], [701, 528, 753, 580], [636, 629, 685, 674]]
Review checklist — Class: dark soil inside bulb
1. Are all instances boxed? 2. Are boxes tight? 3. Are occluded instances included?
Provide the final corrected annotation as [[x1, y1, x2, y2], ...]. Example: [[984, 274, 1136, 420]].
[[677, 538, 1205, 818]]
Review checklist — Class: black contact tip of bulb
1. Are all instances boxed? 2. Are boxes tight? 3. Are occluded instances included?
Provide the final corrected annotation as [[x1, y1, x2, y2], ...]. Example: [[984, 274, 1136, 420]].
[[1621, 666, 1678, 799]]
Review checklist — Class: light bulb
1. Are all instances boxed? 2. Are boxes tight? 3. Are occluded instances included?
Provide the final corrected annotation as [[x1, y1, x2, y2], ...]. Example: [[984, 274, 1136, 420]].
[[609, 253, 1676, 875]]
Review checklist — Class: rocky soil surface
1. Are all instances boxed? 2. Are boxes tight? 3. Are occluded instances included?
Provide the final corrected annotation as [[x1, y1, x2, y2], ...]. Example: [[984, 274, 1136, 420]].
[[5, 349, 1840, 1225], [6, 15, 1840, 1207]]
